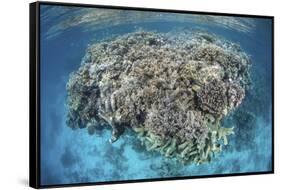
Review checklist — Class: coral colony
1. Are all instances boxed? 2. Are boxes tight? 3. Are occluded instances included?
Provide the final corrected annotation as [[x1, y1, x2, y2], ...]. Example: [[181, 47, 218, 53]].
[[66, 30, 251, 165]]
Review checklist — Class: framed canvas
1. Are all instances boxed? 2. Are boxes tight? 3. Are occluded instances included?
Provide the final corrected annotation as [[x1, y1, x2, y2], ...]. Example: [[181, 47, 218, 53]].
[[29, 1, 274, 188]]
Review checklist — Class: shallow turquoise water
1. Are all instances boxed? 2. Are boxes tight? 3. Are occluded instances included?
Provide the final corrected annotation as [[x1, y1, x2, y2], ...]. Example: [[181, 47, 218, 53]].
[[39, 5, 273, 185]]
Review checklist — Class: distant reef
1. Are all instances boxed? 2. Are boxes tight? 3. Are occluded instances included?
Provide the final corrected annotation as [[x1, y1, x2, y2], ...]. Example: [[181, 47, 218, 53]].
[[66, 30, 251, 165]]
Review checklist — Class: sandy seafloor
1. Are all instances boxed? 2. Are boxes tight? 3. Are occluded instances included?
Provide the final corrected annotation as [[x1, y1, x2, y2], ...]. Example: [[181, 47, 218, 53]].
[[39, 5, 273, 185]]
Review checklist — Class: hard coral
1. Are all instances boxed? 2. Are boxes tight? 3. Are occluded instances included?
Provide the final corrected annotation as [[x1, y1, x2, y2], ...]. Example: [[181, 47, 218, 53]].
[[66, 30, 251, 164], [197, 80, 228, 116]]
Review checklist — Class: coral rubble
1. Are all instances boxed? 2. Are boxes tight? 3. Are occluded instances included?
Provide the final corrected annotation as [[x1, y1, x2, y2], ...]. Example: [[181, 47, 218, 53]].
[[66, 30, 251, 164]]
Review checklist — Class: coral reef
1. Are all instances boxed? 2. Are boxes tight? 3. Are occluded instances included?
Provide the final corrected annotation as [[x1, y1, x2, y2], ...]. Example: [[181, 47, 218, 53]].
[[66, 30, 251, 164]]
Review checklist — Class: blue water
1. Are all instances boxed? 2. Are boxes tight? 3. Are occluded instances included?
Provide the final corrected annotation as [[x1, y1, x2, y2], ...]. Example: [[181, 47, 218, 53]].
[[39, 5, 273, 186]]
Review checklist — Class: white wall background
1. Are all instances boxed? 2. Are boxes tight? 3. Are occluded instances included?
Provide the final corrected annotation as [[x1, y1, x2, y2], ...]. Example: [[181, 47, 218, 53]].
[[0, 0, 279, 189]]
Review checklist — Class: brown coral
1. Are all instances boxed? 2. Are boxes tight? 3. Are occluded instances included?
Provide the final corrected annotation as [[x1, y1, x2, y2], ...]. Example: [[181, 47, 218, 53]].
[[197, 80, 228, 116]]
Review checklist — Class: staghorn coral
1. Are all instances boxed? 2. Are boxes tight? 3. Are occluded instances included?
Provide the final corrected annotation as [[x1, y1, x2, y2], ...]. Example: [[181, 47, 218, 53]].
[[66, 30, 251, 164]]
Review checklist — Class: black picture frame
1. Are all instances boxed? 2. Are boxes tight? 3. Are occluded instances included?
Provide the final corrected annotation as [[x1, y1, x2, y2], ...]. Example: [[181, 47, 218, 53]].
[[29, 1, 274, 188]]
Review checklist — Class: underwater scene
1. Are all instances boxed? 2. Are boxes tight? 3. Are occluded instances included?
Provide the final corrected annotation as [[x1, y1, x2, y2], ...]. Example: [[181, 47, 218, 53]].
[[40, 4, 273, 186]]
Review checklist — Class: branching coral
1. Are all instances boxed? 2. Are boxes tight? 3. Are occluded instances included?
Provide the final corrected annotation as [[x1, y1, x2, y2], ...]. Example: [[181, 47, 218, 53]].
[[197, 80, 228, 116], [66, 30, 251, 164]]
